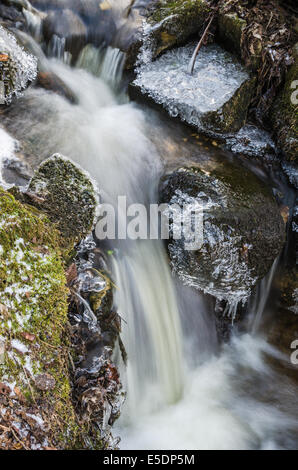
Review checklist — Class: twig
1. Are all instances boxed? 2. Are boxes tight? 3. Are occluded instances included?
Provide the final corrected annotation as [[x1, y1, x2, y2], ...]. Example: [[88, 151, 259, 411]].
[[22, 364, 37, 405], [188, 14, 215, 75]]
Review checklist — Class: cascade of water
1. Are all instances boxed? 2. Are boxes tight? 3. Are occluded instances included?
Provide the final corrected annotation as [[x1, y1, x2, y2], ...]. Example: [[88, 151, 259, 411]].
[[22, 8, 43, 42], [3, 30, 297, 450], [100, 47, 126, 90], [248, 257, 279, 334], [8, 46, 185, 410]]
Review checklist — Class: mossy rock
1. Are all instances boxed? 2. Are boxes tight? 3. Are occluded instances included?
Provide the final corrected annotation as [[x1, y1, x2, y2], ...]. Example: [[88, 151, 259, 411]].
[[159, 162, 285, 307], [147, 0, 212, 57], [0, 188, 78, 449], [28, 154, 98, 243], [217, 12, 246, 58], [121, 0, 211, 67], [270, 43, 298, 163], [203, 74, 256, 134]]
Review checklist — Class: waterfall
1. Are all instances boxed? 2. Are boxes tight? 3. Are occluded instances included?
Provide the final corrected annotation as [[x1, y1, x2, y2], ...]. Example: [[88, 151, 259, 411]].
[[248, 257, 279, 334], [4, 33, 298, 450], [11, 47, 185, 409], [100, 47, 126, 90]]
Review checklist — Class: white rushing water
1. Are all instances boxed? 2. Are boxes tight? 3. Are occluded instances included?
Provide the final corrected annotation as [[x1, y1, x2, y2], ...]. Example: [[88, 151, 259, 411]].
[[2, 35, 297, 449]]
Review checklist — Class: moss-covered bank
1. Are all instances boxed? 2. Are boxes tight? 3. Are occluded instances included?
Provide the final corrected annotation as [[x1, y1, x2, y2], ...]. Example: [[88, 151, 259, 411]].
[[0, 188, 79, 449]]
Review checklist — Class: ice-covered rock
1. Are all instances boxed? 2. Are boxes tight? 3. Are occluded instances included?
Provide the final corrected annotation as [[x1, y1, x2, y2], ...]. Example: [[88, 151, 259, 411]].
[[282, 162, 298, 190], [131, 44, 255, 135], [226, 124, 277, 160], [159, 161, 285, 307], [0, 25, 37, 104]]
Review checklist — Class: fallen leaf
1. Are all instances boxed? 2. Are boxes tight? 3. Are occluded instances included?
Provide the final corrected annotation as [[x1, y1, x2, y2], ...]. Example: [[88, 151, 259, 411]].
[[21, 332, 36, 342]]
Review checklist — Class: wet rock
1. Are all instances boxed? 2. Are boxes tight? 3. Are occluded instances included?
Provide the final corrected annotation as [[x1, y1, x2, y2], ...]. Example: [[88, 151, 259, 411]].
[[117, 0, 211, 68], [145, 0, 212, 58], [36, 71, 77, 103], [217, 12, 246, 58], [270, 43, 298, 164], [267, 306, 298, 361], [132, 44, 256, 135], [226, 124, 277, 160], [282, 162, 298, 190], [0, 3, 24, 27], [159, 161, 285, 308], [43, 8, 87, 56], [2, 157, 33, 186], [40, 1, 116, 59], [0, 25, 37, 104], [28, 154, 98, 241]]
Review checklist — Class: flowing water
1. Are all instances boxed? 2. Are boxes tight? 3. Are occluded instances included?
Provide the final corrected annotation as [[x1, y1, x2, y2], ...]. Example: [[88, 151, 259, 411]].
[[1, 12, 298, 449]]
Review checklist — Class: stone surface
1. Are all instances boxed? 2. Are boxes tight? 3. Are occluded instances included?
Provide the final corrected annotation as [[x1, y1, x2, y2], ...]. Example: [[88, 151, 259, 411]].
[[132, 43, 256, 135], [160, 161, 285, 308], [115, 0, 211, 69], [145, 0, 212, 58], [226, 124, 277, 160], [42, 8, 87, 49], [28, 154, 98, 241], [217, 12, 246, 58]]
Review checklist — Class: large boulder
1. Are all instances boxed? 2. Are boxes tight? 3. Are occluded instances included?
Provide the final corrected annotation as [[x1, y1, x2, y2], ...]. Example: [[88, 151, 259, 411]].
[[0, 25, 37, 104], [159, 161, 285, 308], [27, 154, 98, 242], [131, 44, 256, 135]]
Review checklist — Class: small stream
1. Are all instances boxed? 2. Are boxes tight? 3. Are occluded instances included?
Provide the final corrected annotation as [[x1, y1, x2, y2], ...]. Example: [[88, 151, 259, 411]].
[[1, 4, 298, 450]]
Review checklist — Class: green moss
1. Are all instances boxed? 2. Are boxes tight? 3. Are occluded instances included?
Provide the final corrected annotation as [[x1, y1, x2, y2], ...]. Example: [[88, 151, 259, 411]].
[[271, 45, 298, 163], [203, 75, 256, 134], [217, 12, 246, 57], [28, 154, 97, 244], [0, 189, 82, 448], [148, 0, 211, 57]]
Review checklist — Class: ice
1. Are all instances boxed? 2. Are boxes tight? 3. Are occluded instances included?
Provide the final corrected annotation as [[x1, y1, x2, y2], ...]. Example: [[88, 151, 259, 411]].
[[282, 162, 298, 190], [134, 43, 250, 133], [0, 25, 37, 104], [11, 339, 29, 355], [226, 124, 277, 159]]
